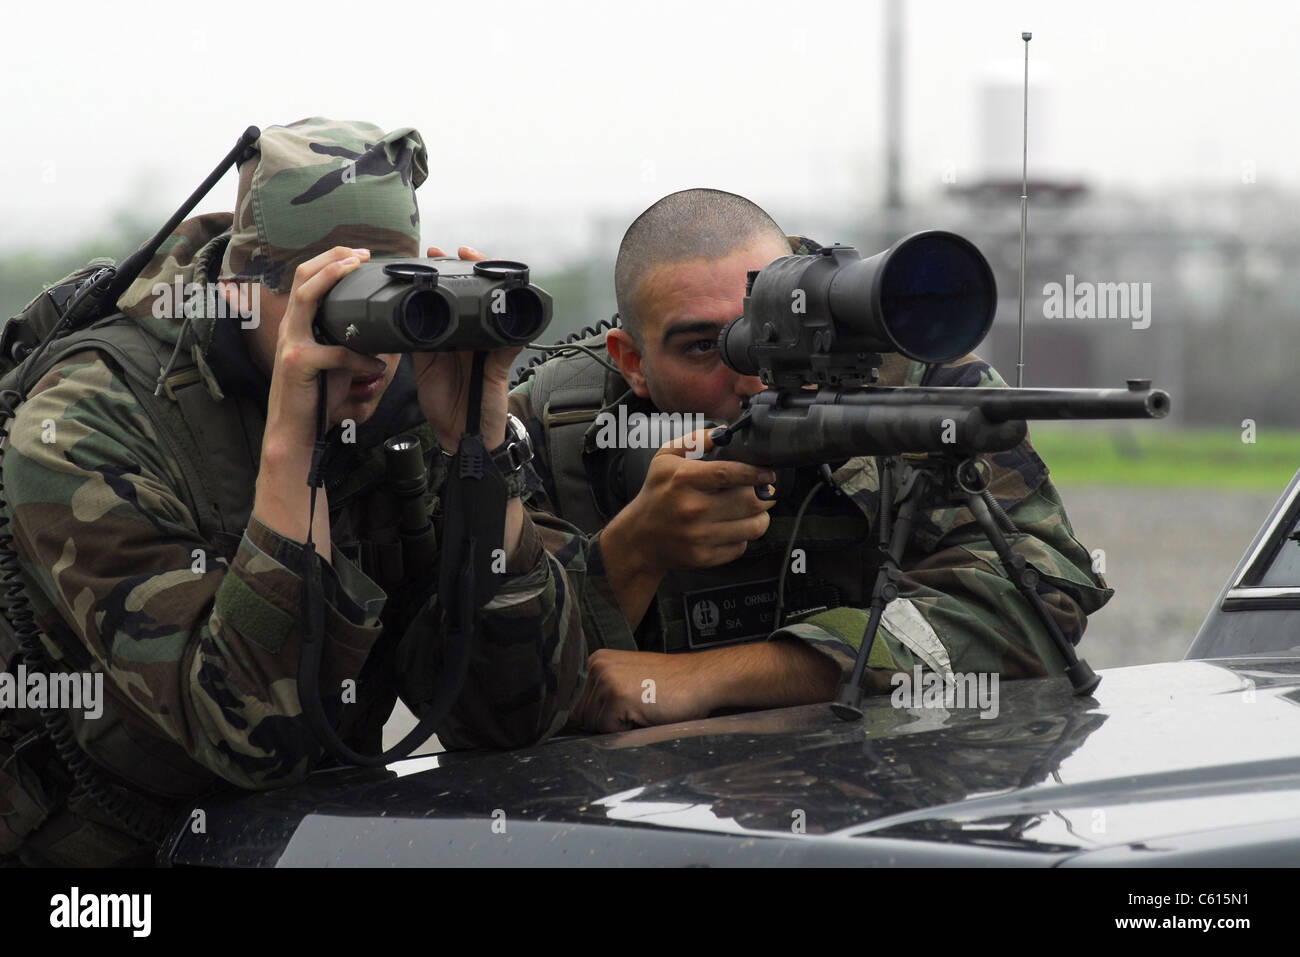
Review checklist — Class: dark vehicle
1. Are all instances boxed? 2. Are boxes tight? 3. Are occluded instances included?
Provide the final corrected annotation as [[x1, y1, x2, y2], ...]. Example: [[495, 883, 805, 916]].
[[160, 471, 1300, 867]]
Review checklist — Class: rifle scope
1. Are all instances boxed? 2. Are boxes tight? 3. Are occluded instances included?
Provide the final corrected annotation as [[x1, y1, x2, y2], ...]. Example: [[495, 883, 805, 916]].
[[718, 231, 997, 389]]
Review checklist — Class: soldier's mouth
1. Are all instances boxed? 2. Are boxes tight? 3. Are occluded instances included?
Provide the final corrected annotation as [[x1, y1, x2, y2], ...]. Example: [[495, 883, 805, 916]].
[[349, 373, 385, 399]]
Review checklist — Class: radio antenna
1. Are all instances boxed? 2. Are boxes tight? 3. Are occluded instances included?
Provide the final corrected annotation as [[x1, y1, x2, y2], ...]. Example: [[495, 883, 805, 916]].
[[1016, 31, 1031, 387]]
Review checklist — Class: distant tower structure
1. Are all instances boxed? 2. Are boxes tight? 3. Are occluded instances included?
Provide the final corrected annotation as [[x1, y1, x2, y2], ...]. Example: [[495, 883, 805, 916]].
[[946, 54, 1096, 389], [883, 0, 903, 216], [954, 59, 1087, 204]]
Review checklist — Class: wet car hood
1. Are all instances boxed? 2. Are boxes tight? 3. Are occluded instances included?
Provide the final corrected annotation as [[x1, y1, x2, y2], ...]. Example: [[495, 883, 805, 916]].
[[166, 657, 1300, 866]]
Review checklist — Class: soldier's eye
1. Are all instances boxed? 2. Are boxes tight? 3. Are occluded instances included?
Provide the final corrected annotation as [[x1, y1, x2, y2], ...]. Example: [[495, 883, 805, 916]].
[[685, 339, 716, 356]]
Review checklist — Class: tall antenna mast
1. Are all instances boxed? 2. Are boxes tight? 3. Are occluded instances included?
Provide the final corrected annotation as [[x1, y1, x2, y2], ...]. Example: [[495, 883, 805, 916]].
[[1016, 31, 1032, 387]]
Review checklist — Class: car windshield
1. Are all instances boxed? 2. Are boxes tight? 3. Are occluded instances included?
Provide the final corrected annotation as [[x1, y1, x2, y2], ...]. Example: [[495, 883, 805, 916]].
[[1255, 512, 1300, 587], [1187, 469, 1300, 659]]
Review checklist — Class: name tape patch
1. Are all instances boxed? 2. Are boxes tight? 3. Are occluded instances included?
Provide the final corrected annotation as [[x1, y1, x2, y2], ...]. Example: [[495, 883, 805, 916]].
[[682, 578, 840, 648]]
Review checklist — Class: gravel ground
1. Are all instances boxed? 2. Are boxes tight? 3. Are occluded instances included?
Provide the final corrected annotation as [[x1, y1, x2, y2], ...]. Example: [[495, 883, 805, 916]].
[[382, 484, 1282, 748], [1055, 485, 1280, 669]]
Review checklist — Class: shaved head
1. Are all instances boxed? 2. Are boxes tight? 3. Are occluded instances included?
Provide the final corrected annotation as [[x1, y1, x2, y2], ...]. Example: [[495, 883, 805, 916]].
[[615, 189, 788, 341]]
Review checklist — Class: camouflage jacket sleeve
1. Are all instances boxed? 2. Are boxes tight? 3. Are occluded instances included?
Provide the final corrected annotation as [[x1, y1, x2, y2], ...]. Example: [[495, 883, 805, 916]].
[[769, 355, 1113, 691], [2, 353, 585, 788]]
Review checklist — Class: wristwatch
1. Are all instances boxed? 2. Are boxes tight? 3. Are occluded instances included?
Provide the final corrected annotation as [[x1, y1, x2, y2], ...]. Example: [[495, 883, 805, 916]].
[[488, 413, 534, 499]]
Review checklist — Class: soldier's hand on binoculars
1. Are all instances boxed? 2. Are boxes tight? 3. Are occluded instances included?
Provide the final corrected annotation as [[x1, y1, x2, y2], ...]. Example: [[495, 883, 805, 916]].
[[267, 245, 394, 451], [615, 429, 777, 573], [426, 244, 482, 261], [414, 245, 519, 451]]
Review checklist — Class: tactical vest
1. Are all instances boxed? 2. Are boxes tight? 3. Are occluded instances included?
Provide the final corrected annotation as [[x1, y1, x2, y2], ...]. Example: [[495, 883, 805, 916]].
[[523, 336, 880, 654], [524, 330, 629, 536], [0, 310, 428, 863]]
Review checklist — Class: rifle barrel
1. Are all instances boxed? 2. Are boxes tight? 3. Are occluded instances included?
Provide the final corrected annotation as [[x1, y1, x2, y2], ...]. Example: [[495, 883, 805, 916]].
[[796, 383, 1170, 422], [712, 382, 1170, 469]]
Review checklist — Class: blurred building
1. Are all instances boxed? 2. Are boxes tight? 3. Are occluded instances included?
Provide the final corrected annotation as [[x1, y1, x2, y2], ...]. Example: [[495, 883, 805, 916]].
[[523, 60, 1300, 429]]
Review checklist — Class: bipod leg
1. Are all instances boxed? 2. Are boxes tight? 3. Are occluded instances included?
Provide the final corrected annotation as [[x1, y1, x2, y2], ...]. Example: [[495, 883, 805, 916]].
[[957, 460, 1100, 696], [832, 463, 931, 720]]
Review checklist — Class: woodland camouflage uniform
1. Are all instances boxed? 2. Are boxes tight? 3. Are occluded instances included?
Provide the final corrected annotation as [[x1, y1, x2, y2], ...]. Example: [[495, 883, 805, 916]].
[[0, 119, 585, 865]]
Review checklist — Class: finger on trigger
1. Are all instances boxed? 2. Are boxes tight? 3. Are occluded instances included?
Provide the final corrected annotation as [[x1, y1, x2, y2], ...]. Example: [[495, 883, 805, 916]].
[[660, 427, 714, 458], [704, 484, 774, 521], [694, 460, 775, 491]]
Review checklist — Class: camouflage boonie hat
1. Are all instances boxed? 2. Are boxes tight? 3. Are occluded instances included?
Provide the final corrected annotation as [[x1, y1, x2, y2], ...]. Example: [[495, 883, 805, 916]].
[[219, 117, 428, 293]]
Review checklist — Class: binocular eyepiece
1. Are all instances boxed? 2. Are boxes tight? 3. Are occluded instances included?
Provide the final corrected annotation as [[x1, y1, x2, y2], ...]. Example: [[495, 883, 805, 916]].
[[718, 230, 997, 389], [315, 257, 553, 353]]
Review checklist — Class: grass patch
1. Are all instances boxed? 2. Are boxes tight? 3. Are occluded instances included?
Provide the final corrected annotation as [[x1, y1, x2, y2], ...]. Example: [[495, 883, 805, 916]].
[[1026, 425, 1300, 490]]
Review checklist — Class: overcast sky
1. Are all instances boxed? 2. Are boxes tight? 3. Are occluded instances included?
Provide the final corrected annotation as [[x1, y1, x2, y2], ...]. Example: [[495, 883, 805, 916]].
[[1, 0, 1296, 258]]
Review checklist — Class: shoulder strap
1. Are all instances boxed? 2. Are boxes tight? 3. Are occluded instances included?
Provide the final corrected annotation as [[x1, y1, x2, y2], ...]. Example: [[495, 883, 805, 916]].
[[11, 318, 257, 558], [527, 332, 624, 535]]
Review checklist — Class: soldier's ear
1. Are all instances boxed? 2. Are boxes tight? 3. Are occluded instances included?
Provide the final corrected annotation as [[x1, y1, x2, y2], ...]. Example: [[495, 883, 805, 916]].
[[606, 328, 650, 397], [221, 280, 285, 378], [216, 279, 265, 320]]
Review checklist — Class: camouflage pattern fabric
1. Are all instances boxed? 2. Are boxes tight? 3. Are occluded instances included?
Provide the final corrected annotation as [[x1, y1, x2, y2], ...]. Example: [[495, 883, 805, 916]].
[[0, 125, 586, 812], [116, 212, 234, 322], [508, 234, 1112, 698], [118, 117, 427, 309]]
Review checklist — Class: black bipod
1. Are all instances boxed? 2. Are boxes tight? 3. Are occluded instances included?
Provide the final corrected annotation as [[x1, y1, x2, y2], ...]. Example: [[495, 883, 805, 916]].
[[831, 456, 932, 719], [831, 454, 1099, 722], [953, 458, 1100, 696]]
